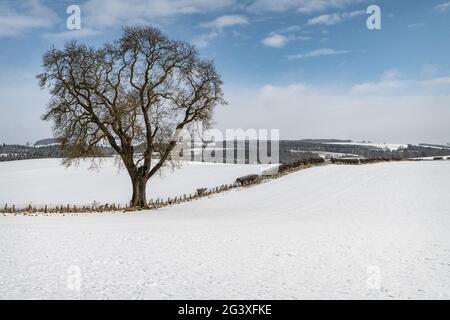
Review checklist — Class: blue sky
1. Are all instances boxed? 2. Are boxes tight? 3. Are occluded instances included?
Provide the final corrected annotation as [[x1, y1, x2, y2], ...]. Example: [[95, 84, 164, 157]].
[[1, 0, 450, 144]]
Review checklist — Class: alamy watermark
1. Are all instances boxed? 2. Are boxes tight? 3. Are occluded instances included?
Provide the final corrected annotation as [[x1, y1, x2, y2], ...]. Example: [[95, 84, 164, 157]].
[[170, 127, 280, 168], [367, 5, 382, 30], [366, 265, 381, 290], [66, 265, 82, 292], [66, 5, 81, 30]]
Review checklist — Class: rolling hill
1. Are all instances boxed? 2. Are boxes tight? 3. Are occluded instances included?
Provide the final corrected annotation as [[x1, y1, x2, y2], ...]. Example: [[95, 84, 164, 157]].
[[1, 161, 449, 299]]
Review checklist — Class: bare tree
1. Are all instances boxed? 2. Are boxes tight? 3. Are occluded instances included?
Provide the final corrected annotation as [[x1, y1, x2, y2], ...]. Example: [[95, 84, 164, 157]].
[[37, 26, 226, 208]]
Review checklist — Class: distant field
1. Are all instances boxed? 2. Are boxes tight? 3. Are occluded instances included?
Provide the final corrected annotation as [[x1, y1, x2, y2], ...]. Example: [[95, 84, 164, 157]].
[[1, 161, 449, 299], [0, 158, 272, 207], [323, 142, 408, 151]]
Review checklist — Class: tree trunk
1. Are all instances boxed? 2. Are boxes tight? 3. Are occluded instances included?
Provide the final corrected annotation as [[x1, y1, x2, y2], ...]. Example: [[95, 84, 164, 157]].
[[130, 176, 148, 209]]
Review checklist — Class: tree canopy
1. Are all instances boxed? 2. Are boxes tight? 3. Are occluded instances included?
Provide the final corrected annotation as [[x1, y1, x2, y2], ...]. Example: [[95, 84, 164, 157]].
[[38, 26, 226, 208]]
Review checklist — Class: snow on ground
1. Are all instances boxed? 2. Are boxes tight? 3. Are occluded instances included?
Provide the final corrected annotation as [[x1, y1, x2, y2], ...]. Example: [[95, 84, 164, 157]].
[[0, 158, 272, 207], [418, 144, 450, 150], [411, 156, 450, 160], [324, 142, 408, 151], [289, 150, 361, 159], [1, 161, 450, 299], [289, 149, 359, 157]]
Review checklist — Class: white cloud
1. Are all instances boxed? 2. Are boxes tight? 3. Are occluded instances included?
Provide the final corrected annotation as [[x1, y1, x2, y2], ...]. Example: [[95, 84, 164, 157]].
[[350, 70, 450, 95], [381, 69, 402, 81], [247, 0, 364, 14], [421, 64, 441, 78], [307, 10, 365, 26], [287, 48, 349, 59], [308, 13, 342, 25], [261, 33, 289, 48], [0, 0, 57, 37], [435, 2, 450, 12], [261, 29, 310, 48], [200, 15, 249, 29], [195, 15, 248, 48], [421, 77, 450, 86], [0, 71, 51, 144], [83, 0, 236, 28], [278, 25, 302, 33], [192, 31, 220, 48], [216, 80, 450, 143], [350, 80, 404, 95], [45, 28, 102, 41]]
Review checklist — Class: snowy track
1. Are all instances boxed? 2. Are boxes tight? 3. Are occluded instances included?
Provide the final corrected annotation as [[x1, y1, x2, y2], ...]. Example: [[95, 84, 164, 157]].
[[1, 161, 450, 299]]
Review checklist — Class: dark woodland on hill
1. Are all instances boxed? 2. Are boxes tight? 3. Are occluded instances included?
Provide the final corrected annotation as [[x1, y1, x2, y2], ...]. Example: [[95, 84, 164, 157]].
[[2, 139, 449, 163]]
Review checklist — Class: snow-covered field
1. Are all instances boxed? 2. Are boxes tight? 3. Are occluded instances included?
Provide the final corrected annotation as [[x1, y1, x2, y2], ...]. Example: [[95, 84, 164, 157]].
[[1, 161, 450, 299], [324, 142, 408, 151], [0, 158, 271, 207]]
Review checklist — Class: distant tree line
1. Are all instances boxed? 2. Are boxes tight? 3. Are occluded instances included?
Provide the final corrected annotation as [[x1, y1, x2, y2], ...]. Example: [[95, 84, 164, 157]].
[[1, 139, 449, 163], [280, 141, 450, 161], [0, 143, 115, 162], [0, 144, 59, 162]]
